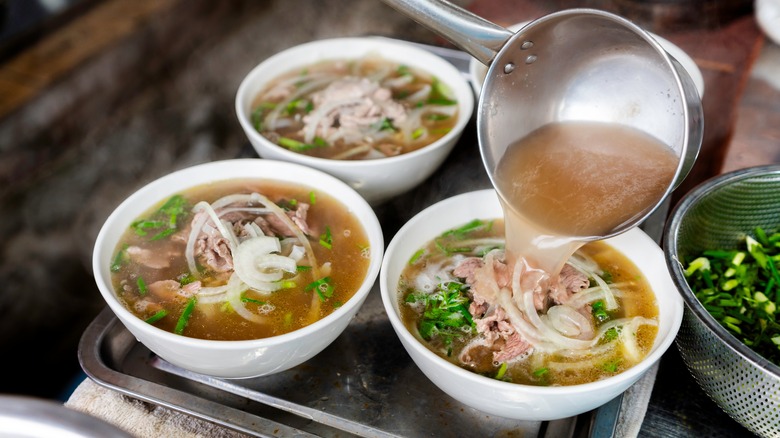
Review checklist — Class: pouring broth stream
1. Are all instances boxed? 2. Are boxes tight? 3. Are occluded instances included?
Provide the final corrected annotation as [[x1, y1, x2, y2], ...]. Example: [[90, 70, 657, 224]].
[[494, 121, 679, 276]]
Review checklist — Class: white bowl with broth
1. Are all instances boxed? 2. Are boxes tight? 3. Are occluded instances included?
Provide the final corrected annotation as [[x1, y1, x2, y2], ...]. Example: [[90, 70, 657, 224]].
[[235, 37, 474, 205], [93, 159, 383, 379], [379, 189, 683, 420]]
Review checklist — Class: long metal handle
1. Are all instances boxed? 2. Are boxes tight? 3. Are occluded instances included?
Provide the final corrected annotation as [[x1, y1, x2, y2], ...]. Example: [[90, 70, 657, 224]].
[[378, 0, 513, 65]]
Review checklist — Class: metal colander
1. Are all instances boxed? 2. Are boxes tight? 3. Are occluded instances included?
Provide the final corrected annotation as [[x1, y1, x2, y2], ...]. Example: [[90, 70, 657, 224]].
[[664, 165, 780, 437]]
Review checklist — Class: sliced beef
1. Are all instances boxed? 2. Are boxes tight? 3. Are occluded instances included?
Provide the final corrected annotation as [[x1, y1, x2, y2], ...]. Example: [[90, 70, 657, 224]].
[[195, 233, 233, 273], [126, 246, 172, 270], [147, 279, 201, 302], [550, 264, 590, 305], [459, 306, 532, 367], [303, 77, 408, 142]]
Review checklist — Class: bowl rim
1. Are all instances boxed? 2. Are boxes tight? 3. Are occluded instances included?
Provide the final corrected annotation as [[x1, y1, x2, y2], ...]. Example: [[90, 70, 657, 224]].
[[664, 164, 780, 377], [381, 188, 683, 395], [92, 158, 384, 350], [234, 36, 475, 168]]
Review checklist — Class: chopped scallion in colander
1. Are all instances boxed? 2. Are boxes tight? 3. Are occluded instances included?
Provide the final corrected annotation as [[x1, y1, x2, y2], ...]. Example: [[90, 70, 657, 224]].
[[684, 227, 780, 364]]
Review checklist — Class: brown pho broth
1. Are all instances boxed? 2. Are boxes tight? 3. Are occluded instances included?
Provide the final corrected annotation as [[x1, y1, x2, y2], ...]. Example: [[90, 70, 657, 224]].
[[494, 121, 678, 275], [111, 180, 370, 341], [250, 56, 458, 160]]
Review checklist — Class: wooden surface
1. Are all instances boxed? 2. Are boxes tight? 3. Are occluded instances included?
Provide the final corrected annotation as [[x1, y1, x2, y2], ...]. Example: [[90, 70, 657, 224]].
[[0, 0, 178, 120]]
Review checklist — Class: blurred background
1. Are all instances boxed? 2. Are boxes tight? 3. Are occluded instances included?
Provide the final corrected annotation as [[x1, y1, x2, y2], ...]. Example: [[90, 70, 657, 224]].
[[0, 0, 777, 421]]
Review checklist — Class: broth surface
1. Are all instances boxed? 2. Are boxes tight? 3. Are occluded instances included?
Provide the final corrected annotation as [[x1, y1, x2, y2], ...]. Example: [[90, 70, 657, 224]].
[[111, 179, 371, 340]]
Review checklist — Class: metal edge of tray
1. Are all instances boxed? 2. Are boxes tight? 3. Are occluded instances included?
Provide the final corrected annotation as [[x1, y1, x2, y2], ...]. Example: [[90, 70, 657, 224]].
[[77, 308, 318, 437]]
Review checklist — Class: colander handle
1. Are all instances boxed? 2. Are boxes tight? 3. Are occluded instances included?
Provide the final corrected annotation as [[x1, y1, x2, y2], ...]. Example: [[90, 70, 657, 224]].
[[378, 0, 513, 65]]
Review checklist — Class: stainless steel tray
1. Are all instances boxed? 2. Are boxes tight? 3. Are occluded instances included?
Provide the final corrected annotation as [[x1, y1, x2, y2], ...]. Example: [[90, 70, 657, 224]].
[[76, 39, 662, 438], [80, 284, 611, 437]]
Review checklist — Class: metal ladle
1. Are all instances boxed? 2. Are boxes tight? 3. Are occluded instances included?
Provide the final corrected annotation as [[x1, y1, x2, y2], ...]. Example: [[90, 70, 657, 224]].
[[380, 0, 704, 240]]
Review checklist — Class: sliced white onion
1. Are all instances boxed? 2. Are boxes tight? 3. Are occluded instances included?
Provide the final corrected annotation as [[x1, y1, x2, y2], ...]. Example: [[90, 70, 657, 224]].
[[185, 211, 210, 278], [193, 201, 239, 252], [233, 236, 296, 294], [547, 305, 593, 338], [249, 193, 320, 278], [225, 273, 267, 324]]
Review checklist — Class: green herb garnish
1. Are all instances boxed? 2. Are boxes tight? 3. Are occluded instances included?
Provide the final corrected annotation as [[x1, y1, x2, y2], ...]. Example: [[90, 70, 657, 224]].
[[602, 360, 621, 373], [319, 226, 333, 249], [174, 297, 197, 335], [684, 227, 780, 364], [145, 310, 168, 325], [592, 300, 609, 323], [495, 362, 508, 380], [131, 194, 187, 241], [136, 277, 148, 296], [406, 281, 475, 346], [241, 294, 266, 306], [408, 248, 425, 265], [306, 276, 334, 301], [111, 244, 129, 272]]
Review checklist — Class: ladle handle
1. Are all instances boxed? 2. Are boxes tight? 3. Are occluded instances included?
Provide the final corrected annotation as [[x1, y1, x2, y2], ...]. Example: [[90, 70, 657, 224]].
[[378, 0, 514, 65]]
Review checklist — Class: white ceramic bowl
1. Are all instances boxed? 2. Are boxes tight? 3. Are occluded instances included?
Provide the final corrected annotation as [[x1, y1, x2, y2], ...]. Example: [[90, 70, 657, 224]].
[[379, 189, 683, 420], [93, 159, 384, 379], [468, 22, 705, 99], [236, 37, 474, 205]]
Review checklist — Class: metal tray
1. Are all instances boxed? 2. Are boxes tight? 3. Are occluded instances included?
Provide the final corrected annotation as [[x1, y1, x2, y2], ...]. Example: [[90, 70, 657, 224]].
[[80, 284, 611, 437], [77, 39, 664, 438]]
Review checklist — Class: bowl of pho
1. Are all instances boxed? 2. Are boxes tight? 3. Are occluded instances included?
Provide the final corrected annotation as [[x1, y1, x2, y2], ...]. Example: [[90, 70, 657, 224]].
[[93, 159, 383, 379], [379, 189, 683, 420], [235, 37, 474, 205]]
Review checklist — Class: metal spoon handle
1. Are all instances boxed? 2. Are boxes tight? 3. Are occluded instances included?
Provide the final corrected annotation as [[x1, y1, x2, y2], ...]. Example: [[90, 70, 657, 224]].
[[378, 0, 513, 65]]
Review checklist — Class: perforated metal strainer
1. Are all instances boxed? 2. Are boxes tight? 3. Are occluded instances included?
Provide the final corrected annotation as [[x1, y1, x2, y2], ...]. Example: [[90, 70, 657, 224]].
[[665, 165, 780, 437]]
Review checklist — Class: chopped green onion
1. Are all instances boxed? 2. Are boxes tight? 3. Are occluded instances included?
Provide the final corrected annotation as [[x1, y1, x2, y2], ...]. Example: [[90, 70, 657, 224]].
[[408, 248, 425, 265], [319, 226, 333, 249], [178, 273, 196, 286], [174, 297, 197, 335], [592, 300, 609, 323], [241, 295, 266, 305], [495, 362, 508, 380], [136, 277, 148, 296], [306, 277, 334, 301], [111, 244, 129, 272], [145, 310, 167, 325]]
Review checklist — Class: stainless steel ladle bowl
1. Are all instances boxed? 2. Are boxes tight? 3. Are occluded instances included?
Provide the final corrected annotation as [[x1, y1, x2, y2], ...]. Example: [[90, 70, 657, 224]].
[[380, 0, 704, 240]]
